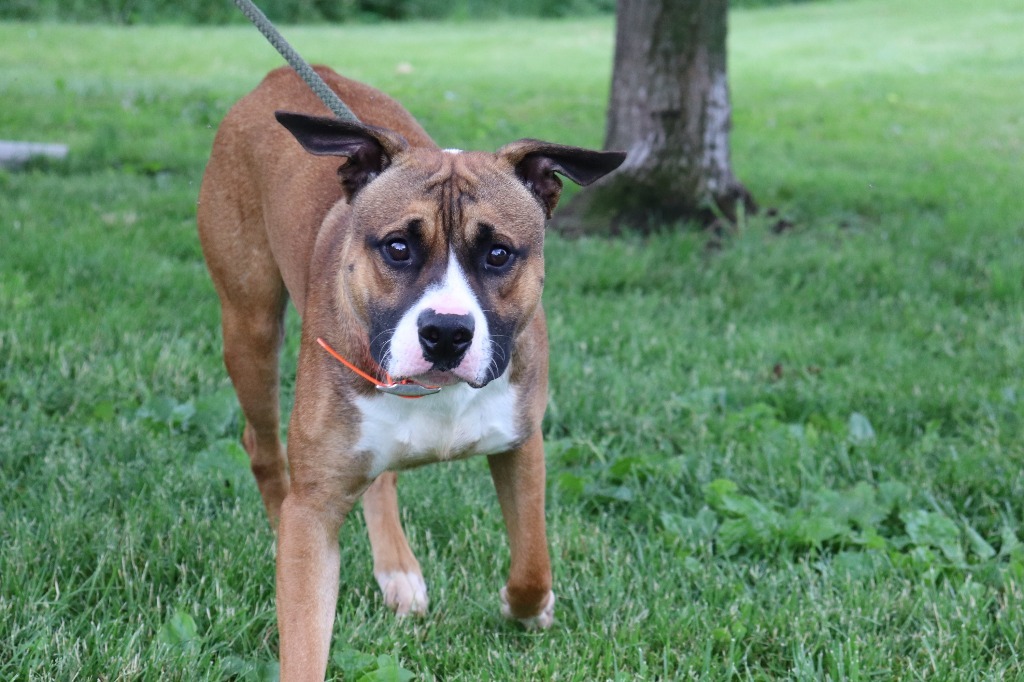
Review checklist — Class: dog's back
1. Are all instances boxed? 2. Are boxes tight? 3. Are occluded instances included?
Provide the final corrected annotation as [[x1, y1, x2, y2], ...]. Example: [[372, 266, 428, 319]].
[[197, 66, 433, 314]]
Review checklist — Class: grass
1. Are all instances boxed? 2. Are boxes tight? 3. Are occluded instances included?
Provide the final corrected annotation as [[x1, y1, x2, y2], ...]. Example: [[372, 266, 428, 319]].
[[1, 0, 1023, 678]]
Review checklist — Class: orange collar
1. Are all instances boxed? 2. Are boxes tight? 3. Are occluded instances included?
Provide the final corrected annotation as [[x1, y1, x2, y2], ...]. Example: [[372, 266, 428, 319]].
[[316, 337, 441, 398]]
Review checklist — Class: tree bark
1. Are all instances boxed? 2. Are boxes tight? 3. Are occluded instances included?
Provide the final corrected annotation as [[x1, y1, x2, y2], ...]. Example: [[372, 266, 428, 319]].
[[555, 0, 756, 235]]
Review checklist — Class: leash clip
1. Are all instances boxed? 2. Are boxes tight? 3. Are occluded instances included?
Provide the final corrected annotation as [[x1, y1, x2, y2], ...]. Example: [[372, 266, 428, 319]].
[[376, 382, 442, 398]]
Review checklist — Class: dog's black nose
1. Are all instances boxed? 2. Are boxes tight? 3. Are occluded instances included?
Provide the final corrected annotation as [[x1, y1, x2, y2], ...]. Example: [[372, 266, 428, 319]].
[[418, 310, 474, 370]]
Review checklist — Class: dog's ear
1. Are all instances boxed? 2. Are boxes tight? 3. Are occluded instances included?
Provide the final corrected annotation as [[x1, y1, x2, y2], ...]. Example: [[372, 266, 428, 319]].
[[275, 111, 409, 199], [497, 140, 626, 218]]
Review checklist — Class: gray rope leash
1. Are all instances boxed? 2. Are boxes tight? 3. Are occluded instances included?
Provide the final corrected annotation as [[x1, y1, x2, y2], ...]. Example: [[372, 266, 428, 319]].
[[232, 0, 360, 123]]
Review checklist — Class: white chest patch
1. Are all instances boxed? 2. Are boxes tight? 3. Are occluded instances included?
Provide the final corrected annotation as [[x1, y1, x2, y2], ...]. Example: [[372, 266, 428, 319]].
[[354, 374, 521, 478]]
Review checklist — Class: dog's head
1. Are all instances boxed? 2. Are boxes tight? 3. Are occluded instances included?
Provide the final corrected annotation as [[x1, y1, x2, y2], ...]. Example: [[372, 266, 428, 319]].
[[276, 111, 624, 388]]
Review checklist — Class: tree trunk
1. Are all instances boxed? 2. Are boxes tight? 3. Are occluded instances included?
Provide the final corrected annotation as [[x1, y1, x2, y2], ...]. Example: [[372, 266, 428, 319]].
[[555, 0, 756, 235]]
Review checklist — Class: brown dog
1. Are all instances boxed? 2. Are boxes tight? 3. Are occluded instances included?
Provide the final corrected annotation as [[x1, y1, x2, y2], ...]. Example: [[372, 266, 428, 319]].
[[197, 66, 624, 680]]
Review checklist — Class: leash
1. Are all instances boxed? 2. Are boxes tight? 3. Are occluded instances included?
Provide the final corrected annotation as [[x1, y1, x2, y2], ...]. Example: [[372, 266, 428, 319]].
[[232, 1, 443, 397], [232, 0, 360, 123], [316, 338, 442, 398]]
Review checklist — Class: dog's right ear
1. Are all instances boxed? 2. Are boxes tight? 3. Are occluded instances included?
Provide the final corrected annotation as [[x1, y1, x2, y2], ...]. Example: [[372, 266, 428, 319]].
[[275, 111, 409, 199]]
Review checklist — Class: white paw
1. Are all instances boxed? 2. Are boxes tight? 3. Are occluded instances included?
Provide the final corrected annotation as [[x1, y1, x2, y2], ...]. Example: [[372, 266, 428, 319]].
[[499, 587, 555, 630], [375, 571, 429, 617]]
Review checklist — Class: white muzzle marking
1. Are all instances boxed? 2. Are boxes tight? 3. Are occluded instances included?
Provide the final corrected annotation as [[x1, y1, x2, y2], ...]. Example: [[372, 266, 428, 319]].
[[385, 252, 491, 385]]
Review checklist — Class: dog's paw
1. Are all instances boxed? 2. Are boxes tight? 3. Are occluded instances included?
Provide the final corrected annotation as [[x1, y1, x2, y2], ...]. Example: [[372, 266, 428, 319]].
[[375, 571, 429, 617], [500, 587, 555, 630]]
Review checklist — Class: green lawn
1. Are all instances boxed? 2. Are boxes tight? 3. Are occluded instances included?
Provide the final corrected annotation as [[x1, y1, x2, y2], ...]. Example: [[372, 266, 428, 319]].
[[2, 0, 1023, 678]]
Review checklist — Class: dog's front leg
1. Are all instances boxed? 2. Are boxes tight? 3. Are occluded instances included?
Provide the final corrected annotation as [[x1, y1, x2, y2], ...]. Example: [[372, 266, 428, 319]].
[[488, 431, 555, 629], [276, 472, 367, 681], [363, 472, 428, 616]]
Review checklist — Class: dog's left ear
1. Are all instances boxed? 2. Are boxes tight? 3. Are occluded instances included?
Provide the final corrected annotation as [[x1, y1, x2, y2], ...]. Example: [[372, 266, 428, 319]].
[[497, 140, 626, 218], [275, 111, 409, 199]]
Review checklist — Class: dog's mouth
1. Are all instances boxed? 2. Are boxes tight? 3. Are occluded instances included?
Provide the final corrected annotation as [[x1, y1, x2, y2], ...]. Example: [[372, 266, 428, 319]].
[[415, 369, 462, 387], [375, 368, 479, 398], [404, 368, 484, 389]]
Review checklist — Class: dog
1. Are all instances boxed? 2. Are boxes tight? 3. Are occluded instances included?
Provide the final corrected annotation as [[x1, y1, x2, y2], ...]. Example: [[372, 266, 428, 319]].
[[197, 65, 624, 680]]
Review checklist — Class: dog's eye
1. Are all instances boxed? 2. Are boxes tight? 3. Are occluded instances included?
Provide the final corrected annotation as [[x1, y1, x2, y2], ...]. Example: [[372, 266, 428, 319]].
[[485, 245, 512, 269], [383, 238, 410, 263]]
